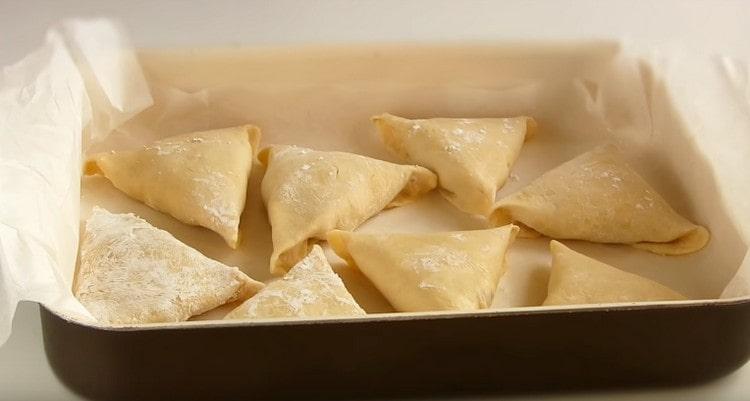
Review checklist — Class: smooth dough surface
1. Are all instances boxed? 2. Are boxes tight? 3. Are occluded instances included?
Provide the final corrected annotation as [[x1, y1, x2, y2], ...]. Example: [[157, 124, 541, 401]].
[[85, 125, 261, 248], [75, 207, 264, 325], [373, 113, 535, 215], [490, 145, 709, 255], [260, 145, 437, 275], [225, 245, 365, 320], [543, 241, 686, 306], [328, 225, 518, 312]]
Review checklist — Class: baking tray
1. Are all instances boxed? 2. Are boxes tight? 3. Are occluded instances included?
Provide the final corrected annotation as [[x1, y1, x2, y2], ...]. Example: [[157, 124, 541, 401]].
[[36, 42, 750, 399], [42, 300, 750, 400]]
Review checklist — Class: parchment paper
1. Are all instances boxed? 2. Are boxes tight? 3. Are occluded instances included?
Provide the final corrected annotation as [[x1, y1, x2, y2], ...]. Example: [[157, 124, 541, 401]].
[[0, 19, 152, 344], [1, 20, 749, 345]]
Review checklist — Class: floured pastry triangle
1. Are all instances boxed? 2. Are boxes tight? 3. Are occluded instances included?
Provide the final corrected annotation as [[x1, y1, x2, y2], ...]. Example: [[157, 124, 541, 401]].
[[543, 241, 686, 306], [85, 125, 261, 249], [490, 145, 709, 255], [75, 207, 264, 325], [327, 225, 518, 312], [225, 245, 365, 320], [373, 113, 536, 215], [259, 145, 437, 275]]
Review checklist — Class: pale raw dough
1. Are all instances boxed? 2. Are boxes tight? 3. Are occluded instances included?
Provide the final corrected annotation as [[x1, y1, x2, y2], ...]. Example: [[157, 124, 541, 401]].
[[75, 207, 264, 324], [544, 241, 686, 306], [85, 125, 261, 249], [259, 145, 437, 275], [490, 145, 710, 255], [328, 225, 518, 312], [225, 245, 365, 320], [373, 113, 536, 215]]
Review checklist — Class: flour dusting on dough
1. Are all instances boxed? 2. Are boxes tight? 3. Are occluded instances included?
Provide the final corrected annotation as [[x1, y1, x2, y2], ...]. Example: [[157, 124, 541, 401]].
[[451, 127, 485, 144], [75, 208, 259, 324], [227, 246, 364, 319], [418, 282, 446, 290], [406, 245, 470, 273], [190, 171, 238, 228]]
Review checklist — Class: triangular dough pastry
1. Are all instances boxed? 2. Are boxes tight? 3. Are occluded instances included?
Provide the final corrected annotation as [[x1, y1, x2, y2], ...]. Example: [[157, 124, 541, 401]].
[[373, 113, 536, 215], [75, 207, 264, 324], [225, 245, 365, 320], [543, 241, 686, 306], [85, 125, 261, 248], [490, 145, 709, 255], [328, 225, 518, 312], [259, 145, 437, 275]]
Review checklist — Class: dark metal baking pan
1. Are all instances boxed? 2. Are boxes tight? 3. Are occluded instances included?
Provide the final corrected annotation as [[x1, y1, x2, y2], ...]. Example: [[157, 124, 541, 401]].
[[42, 299, 750, 400]]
